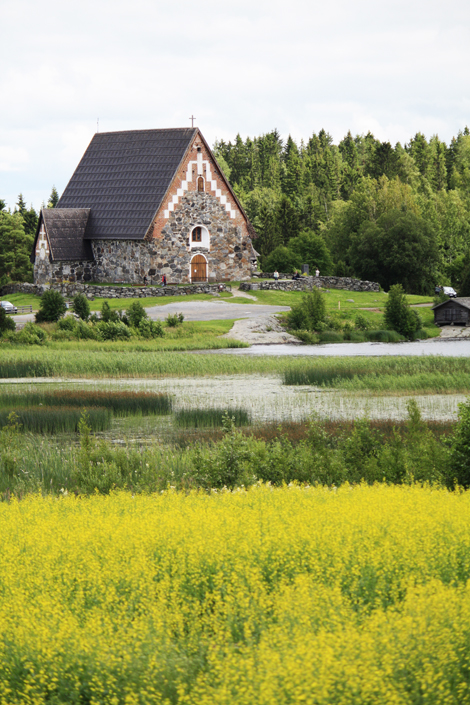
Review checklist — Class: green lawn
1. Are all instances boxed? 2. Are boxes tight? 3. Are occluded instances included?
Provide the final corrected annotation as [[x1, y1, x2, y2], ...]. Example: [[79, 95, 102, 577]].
[[3, 287, 439, 336]]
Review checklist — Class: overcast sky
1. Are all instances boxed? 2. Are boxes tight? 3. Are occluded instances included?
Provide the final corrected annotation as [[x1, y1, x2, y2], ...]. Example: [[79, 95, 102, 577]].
[[1, 0, 469, 211]]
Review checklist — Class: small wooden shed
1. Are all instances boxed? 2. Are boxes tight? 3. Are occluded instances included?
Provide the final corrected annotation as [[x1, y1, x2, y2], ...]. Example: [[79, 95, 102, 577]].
[[432, 297, 470, 326]]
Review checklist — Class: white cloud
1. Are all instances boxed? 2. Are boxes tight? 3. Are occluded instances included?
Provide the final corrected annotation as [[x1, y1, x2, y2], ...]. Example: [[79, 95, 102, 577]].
[[0, 146, 29, 172], [1, 0, 470, 209]]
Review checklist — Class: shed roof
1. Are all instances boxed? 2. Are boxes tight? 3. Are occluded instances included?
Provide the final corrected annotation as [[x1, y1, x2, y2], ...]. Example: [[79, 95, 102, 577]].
[[42, 208, 92, 261], [432, 297, 470, 311], [58, 128, 197, 240]]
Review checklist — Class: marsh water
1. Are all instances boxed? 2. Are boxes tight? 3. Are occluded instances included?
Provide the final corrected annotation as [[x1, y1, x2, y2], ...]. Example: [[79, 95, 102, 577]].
[[210, 338, 470, 357], [1, 375, 466, 444]]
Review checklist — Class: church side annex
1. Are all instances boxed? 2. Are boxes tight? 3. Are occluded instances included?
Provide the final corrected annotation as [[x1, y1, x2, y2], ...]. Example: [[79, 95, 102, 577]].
[[31, 128, 257, 285]]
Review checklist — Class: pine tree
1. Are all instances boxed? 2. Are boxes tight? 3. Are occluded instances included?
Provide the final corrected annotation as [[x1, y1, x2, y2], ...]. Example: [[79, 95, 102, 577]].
[[276, 195, 300, 245], [47, 186, 59, 208], [281, 135, 302, 200], [428, 136, 447, 191], [16, 193, 27, 215]]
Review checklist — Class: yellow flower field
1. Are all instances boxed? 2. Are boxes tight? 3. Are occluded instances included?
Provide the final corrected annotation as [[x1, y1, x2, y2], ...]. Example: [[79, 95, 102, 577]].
[[1, 484, 470, 704]]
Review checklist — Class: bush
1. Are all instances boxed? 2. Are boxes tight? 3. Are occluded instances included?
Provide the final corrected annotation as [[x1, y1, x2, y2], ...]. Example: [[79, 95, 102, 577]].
[[35, 290, 67, 323], [166, 312, 184, 327], [384, 284, 418, 339], [354, 313, 371, 331], [72, 294, 90, 321], [138, 318, 164, 339], [15, 322, 48, 345], [0, 307, 16, 334], [287, 289, 326, 331], [263, 246, 302, 273], [57, 316, 77, 332], [127, 300, 147, 328], [100, 301, 120, 323], [96, 321, 132, 341]]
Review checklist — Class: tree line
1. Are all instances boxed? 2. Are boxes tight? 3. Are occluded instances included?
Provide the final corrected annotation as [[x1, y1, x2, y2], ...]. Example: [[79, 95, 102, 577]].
[[0, 188, 59, 284], [214, 127, 470, 293]]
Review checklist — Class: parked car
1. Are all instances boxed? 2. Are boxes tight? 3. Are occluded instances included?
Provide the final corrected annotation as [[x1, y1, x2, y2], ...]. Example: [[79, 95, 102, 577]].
[[0, 300, 18, 314], [442, 286, 457, 298]]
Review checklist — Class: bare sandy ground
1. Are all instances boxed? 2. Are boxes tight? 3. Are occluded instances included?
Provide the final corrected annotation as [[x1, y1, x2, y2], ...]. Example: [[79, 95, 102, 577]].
[[222, 314, 300, 345]]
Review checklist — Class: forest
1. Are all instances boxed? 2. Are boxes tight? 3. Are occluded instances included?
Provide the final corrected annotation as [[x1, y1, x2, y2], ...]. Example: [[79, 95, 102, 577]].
[[2, 128, 470, 293], [214, 127, 470, 294]]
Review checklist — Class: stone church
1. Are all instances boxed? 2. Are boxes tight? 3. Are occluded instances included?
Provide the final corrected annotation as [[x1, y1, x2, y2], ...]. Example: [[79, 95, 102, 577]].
[[32, 128, 257, 285]]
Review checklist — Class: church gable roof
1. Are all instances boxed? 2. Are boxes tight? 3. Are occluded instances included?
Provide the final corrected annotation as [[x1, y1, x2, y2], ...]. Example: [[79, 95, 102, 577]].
[[58, 128, 197, 240], [41, 208, 93, 261]]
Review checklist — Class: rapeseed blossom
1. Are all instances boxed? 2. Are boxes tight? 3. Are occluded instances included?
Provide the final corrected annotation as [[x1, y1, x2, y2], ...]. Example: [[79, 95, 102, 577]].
[[0, 484, 469, 703]]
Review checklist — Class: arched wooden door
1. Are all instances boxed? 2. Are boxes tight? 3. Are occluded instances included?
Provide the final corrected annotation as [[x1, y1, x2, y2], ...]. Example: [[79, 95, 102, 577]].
[[191, 254, 207, 282]]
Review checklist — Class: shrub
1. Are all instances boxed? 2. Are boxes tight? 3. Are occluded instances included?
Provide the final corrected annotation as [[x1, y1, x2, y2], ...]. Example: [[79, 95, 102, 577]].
[[100, 301, 120, 323], [57, 316, 77, 332], [449, 399, 470, 487], [354, 313, 371, 331], [127, 300, 147, 328], [35, 290, 67, 323], [96, 321, 132, 341], [72, 293, 90, 321], [263, 246, 302, 273], [138, 318, 164, 339], [15, 322, 48, 345], [166, 312, 184, 327], [287, 289, 326, 332], [0, 307, 16, 334], [384, 284, 418, 339]]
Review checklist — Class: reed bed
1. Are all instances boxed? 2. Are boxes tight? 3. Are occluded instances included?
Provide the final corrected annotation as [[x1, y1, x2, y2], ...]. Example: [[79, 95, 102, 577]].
[[3, 349, 470, 385], [174, 407, 251, 428], [283, 356, 470, 393], [0, 406, 112, 434], [0, 389, 172, 415]]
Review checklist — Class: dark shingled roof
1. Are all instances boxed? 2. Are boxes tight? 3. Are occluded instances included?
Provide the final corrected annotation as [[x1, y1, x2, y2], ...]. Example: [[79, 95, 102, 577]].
[[432, 297, 470, 310], [58, 128, 197, 240], [43, 208, 92, 261]]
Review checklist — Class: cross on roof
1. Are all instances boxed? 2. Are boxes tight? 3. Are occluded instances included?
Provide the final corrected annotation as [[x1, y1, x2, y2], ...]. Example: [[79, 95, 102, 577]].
[[189, 115, 196, 128]]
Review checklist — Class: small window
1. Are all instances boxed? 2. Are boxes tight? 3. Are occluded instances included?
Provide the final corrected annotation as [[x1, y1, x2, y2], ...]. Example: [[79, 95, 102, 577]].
[[197, 177, 204, 192], [192, 227, 202, 242]]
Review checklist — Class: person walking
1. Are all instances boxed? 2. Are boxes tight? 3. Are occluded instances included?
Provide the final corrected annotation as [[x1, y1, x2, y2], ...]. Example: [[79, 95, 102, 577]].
[[273, 270, 279, 281], [315, 267, 320, 278]]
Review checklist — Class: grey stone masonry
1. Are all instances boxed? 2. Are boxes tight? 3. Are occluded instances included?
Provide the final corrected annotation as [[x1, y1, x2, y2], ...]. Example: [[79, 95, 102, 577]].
[[241, 275, 380, 293], [34, 191, 253, 286], [1, 282, 231, 300]]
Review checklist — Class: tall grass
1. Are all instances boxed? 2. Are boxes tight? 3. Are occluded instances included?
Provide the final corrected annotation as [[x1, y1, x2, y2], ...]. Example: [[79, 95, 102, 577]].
[[283, 357, 470, 393], [0, 406, 112, 433], [3, 349, 470, 385], [174, 407, 251, 428], [0, 390, 172, 415]]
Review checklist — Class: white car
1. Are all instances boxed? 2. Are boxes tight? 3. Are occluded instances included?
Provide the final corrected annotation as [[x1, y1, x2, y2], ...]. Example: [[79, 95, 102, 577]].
[[0, 300, 18, 314], [442, 287, 457, 298]]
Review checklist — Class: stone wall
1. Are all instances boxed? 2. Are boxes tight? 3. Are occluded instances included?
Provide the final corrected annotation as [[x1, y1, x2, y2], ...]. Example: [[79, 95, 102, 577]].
[[241, 275, 380, 293], [34, 258, 97, 286], [1, 281, 231, 300], [33, 191, 254, 286]]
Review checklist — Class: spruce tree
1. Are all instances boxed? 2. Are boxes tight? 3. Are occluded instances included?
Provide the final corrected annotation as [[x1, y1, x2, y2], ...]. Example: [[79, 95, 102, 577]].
[[47, 186, 59, 208]]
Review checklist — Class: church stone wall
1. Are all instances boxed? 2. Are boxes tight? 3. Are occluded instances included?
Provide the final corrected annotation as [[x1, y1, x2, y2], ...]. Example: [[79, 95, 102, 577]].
[[89, 191, 252, 284], [34, 257, 97, 285]]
